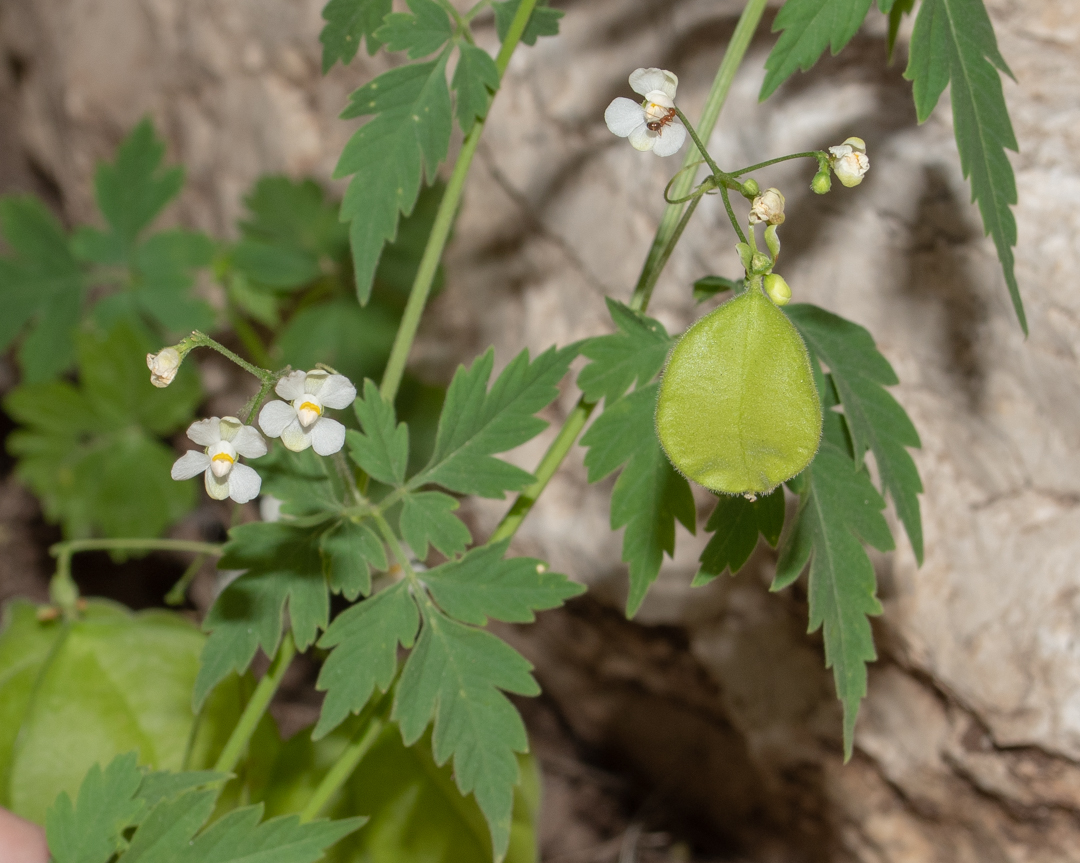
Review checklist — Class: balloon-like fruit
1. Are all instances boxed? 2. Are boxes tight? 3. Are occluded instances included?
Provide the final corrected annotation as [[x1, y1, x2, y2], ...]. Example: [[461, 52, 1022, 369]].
[[656, 283, 822, 494]]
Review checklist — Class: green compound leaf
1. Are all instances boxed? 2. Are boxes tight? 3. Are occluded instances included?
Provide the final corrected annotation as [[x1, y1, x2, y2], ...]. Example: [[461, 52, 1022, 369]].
[[348, 379, 409, 487], [120, 790, 218, 863], [320, 517, 388, 601], [400, 490, 472, 559], [0, 196, 84, 382], [336, 57, 452, 303], [577, 298, 672, 406], [493, 0, 563, 46], [424, 540, 584, 625], [46, 752, 144, 863], [195, 522, 329, 708], [320, 0, 392, 72], [374, 0, 453, 59], [786, 303, 924, 563], [258, 446, 344, 517], [692, 488, 785, 586], [240, 176, 349, 261], [772, 389, 895, 760], [315, 581, 420, 739], [453, 43, 501, 133], [581, 383, 696, 617], [887, 0, 915, 61], [759, 0, 874, 100], [394, 603, 538, 862], [126, 229, 215, 334], [412, 344, 578, 498], [904, 0, 1024, 332], [4, 322, 200, 539], [132, 803, 363, 863], [94, 118, 184, 251]]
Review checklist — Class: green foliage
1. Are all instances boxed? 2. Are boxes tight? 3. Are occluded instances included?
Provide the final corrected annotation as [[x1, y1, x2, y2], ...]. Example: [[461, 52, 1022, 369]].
[[0, 600, 240, 824], [258, 723, 540, 863], [0, 196, 83, 381], [375, 0, 452, 59], [692, 488, 785, 586], [773, 376, 894, 759], [786, 303, 924, 562], [581, 384, 696, 616], [394, 604, 537, 861], [904, 0, 1024, 330], [195, 522, 330, 707], [453, 44, 501, 133], [692, 274, 745, 303], [423, 540, 585, 625], [336, 55, 452, 304], [887, 0, 915, 60], [4, 322, 200, 539], [577, 298, 671, 406], [412, 345, 577, 498], [348, 379, 409, 487], [258, 446, 342, 517], [759, 0, 874, 99], [320, 517, 388, 601], [319, 0, 392, 72], [492, 0, 563, 46], [315, 582, 420, 740], [399, 490, 472, 559]]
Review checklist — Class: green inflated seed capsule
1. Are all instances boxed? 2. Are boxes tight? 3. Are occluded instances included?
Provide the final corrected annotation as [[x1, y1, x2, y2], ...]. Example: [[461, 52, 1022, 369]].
[[656, 282, 822, 495]]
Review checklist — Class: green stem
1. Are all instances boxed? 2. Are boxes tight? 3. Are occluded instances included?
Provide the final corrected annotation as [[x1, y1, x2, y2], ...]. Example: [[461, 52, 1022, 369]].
[[165, 555, 206, 606], [213, 632, 296, 776], [300, 715, 386, 822], [50, 538, 224, 559], [730, 151, 825, 177], [721, 185, 748, 246], [488, 0, 766, 546], [183, 331, 276, 384], [380, 0, 540, 404], [630, 0, 768, 298], [373, 513, 421, 587], [671, 107, 728, 183]]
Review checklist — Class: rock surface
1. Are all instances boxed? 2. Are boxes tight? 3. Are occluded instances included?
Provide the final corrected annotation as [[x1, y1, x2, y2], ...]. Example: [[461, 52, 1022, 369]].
[[2, 0, 1079, 859]]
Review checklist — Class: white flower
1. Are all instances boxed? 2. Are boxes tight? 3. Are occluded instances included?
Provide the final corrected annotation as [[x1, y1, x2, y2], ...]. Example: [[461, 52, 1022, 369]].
[[171, 416, 267, 503], [828, 137, 869, 187], [147, 347, 181, 388], [749, 187, 786, 225], [604, 67, 687, 157], [258, 369, 356, 456]]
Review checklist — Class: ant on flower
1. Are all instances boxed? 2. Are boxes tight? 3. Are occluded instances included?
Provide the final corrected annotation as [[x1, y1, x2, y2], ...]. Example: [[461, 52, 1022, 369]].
[[646, 106, 677, 134]]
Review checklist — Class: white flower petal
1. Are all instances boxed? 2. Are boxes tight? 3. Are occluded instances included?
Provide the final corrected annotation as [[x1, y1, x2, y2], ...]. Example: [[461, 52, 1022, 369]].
[[280, 418, 312, 452], [628, 124, 655, 151], [228, 462, 262, 504], [303, 369, 330, 395], [259, 400, 297, 438], [318, 374, 357, 410], [604, 98, 645, 138], [629, 68, 677, 102], [172, 450, 211, 480], [275, 370, 307, 401], [205, 469, 232, 500], [310, 417, 346, 456], [187, 418, 221, 446], [650, 122, 686, 157], [233, 424, 268, 459], [217, 416, 243, 442]]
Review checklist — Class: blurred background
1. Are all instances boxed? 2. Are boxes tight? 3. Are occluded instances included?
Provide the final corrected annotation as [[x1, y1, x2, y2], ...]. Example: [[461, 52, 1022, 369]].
[[1, 0, 1079, 860]]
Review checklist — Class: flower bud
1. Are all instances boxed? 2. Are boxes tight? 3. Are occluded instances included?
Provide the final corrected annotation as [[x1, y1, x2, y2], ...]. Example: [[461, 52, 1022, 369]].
[[764, 273, 791, 306], [811, 170, 832, 194], [748, 187, 786, 226], [740, 178, 760, 199], [828, 137, 869, 188], [750, 252, 773, 275], [147, 347, 182, 388]]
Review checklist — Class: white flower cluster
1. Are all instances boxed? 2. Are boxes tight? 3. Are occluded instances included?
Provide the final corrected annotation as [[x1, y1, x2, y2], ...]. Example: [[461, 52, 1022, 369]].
[[604, 68, 687, 158]]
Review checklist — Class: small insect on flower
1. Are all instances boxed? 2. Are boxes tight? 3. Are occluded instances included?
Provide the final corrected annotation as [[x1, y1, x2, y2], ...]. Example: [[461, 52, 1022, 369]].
[[171, 416, 267, 503], [258, 369, 357, 456], [604, 68, 687, 157]]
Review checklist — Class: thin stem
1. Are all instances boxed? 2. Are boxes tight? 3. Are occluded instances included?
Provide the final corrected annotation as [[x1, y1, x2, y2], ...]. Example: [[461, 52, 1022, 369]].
[[183, 331, 275, 384], [213, 632, 296, 776], [380, 0, 539, 404], [631, 0, 768, 296], [730, 151, 824, 177], [50, 538, 225, 559], [489, 399, 596, 543], [671, 107, 727, 182], [239, 378, 276, 425], [165, 554, 206, 606], [300, 715, 386, 822], [629, 194, 702, 313], [488, 0, 767, 547], [720, 186, 748, 246], [373, 512, 421, 587]]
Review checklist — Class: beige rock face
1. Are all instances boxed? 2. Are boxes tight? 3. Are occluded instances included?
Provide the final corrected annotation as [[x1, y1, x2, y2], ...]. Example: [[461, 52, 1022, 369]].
[[3, 0, 1080, 858]]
